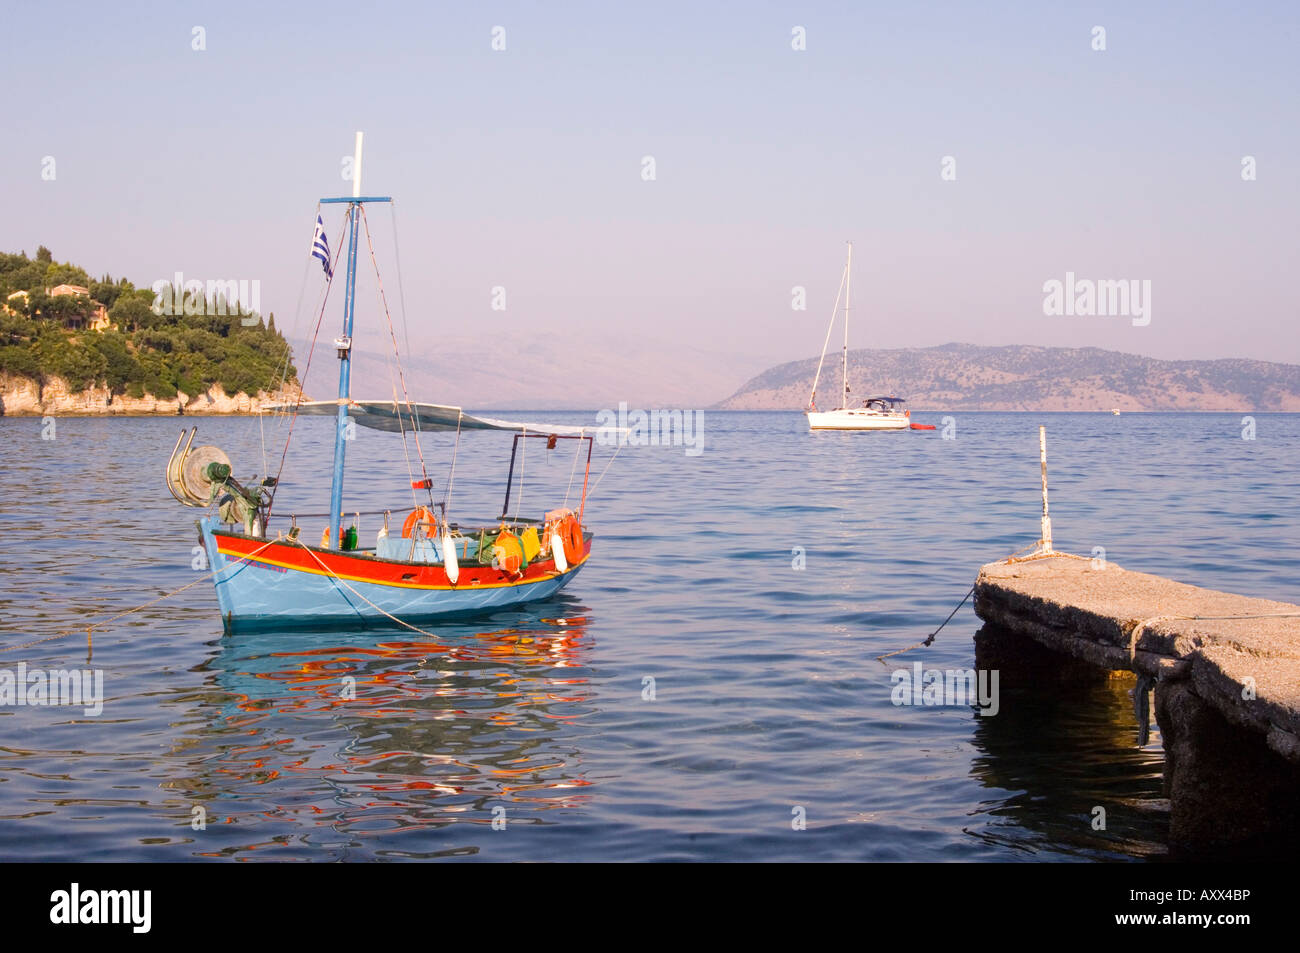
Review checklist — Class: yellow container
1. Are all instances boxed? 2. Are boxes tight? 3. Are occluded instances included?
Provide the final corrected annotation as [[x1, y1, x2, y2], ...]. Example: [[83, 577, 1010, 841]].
[[520, 526, 541, 562]]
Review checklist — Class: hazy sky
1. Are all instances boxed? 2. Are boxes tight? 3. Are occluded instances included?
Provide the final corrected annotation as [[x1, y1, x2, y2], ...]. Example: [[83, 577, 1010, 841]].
[[4, 1, 1297, 404]]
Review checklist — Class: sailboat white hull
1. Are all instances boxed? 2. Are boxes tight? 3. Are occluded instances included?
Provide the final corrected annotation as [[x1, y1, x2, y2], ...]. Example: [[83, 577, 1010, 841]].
[[807, 409, 909, 431], [804, 243, 915, 432]]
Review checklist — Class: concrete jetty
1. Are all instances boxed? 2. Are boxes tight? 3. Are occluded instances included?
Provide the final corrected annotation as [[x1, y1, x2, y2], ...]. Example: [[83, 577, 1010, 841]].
[[975, 553, 1300, 852]]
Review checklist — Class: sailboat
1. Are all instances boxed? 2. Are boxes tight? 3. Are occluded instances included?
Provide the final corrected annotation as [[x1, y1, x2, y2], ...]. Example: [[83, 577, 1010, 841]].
[[805, 242, 911, 432], [164, 134, 599, 632]]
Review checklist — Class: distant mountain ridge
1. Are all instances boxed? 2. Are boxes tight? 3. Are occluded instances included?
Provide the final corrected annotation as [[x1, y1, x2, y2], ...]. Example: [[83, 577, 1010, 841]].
[[716, 344, 1300, 412]]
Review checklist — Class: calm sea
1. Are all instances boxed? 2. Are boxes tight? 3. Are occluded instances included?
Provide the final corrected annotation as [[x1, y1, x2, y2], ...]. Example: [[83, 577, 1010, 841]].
[[1, 410, 1295, 861]]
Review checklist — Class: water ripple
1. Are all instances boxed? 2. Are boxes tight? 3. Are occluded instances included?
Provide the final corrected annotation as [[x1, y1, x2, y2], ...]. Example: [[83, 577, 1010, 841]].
[[0, 412, 1294, 859]]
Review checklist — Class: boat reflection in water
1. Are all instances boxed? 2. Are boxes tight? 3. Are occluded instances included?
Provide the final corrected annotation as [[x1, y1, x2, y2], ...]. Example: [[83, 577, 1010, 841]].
[[164, 606, 596, 860]]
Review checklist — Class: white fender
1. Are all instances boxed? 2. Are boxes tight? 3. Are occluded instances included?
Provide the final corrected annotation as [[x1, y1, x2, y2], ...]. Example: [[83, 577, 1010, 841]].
[[551, 529, 568, 572], [442, 530, 459, 584]]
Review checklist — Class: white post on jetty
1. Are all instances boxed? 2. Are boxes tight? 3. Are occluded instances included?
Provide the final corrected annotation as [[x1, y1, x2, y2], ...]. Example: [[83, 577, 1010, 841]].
[[1038, 425, 1053, 554]]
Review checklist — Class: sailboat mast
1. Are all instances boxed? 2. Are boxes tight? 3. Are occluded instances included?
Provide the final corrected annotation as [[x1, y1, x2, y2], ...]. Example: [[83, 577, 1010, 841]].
[[327, 132, 365, 549], [842, 241, 852, 410]]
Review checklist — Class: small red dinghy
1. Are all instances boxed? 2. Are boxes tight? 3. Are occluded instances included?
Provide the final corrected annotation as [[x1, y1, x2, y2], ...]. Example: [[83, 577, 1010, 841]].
[[910, 423, 936, 430]]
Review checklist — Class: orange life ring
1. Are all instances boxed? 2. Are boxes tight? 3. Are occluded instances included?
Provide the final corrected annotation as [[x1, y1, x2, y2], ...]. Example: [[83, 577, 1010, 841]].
[[561, 514, 583, 563], [542, 509, 584, 566], [402, 506, 437, 538]]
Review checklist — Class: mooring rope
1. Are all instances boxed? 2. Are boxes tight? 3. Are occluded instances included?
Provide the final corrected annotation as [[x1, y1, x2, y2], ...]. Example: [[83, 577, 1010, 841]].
[[894, 548, 1300, 668], [1126, 615, 1177, 664], [874, 540, 1047, 663], [875, 585, 976, 663], [4, 537, 281, 656], [1126, 609, 1300, 664]]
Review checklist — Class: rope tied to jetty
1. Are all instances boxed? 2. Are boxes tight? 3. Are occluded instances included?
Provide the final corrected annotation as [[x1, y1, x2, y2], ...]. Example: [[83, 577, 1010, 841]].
[[1125, 610, 1300, 665], [1, 537, 281, 659], [1004, 550, 1091, 565], [1125, 615, 1177, 665], [874, 540, 1052, 663], [876, 585, 975, 663]]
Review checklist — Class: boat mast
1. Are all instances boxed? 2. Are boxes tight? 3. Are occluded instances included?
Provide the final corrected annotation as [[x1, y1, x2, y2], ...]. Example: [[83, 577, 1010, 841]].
[[806, 256, 848, 412], [322, 132, 392, 549], [842, 241, 852, 410]]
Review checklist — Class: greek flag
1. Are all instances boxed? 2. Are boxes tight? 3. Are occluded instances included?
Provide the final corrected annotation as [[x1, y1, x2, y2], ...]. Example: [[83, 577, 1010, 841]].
[[311, 214, 333, 279]]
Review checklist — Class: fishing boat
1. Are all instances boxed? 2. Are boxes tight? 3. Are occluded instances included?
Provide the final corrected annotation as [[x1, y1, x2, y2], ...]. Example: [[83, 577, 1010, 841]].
[[164, 134, 602, 632], [805, 242, 910, 431]]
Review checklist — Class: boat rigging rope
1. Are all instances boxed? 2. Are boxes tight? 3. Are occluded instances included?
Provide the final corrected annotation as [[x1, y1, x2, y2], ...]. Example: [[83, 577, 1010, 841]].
[[388, 203, 416, 391], [360, 205, 435, 509], [586, 440, 623, 499], [266, 215, 349, 520], [387, 201, 432, 515], [4, 537, 281, 658], [807, 261, 848, 411], [384, 346, 420, 513], [265, 201, 320, 437], [514, 427, 526, 519], [374, 276, 419, 512], [562, 430, 585, 508], [443, 410, 463, 517], [290, 539, 442, 639], [258, 406, 268, 476], [268, 203, 335, 429]]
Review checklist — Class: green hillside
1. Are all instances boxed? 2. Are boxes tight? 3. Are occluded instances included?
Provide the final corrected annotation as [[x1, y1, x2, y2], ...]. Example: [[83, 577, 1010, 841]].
[[0, 246, 296, 399]]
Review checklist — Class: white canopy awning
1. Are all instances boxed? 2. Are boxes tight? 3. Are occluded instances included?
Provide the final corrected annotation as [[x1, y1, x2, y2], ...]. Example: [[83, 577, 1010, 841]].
[[263, 400, 600, 436]]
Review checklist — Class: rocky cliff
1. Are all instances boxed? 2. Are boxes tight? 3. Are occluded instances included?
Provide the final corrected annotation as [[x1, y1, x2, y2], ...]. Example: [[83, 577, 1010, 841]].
[[0, 373, 301, 416]]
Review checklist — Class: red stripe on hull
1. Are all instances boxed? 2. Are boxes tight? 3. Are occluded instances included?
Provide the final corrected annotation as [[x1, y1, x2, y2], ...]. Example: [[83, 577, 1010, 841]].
[[215, 531, 590, 590]]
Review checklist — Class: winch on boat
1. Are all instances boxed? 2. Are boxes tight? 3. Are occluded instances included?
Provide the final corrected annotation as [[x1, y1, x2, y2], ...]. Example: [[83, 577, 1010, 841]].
[[164, 420, 600, 631], [165, 429, 274, 535]]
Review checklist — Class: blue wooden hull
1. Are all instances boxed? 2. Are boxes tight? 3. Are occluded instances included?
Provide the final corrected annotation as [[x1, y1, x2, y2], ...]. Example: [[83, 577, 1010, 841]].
[[199, 517, 586, 632]]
